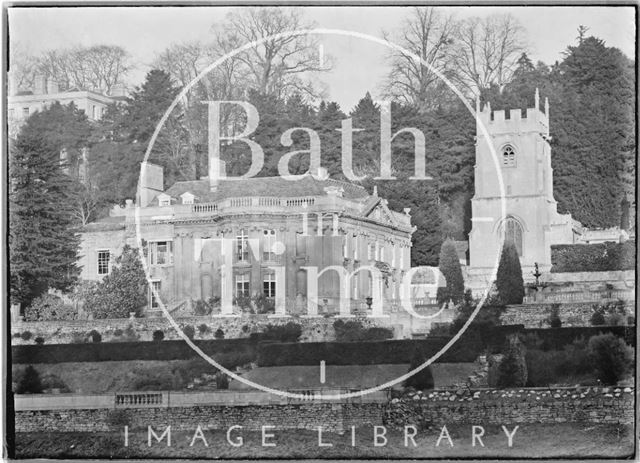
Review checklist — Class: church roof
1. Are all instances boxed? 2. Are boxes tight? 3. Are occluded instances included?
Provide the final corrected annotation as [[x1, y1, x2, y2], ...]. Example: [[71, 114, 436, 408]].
[[160, 175, 370, 204]]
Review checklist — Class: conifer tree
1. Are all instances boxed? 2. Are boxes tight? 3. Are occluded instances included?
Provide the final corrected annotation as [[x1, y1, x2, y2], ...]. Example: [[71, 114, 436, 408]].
[[436, 239, 465, 304], [495, 241, 524, 305], [9, 103, 86, 308]]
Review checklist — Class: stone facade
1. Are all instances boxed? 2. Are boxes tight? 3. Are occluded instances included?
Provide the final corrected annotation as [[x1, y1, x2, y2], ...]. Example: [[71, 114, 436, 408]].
[[500, 301, 633, 328], [79, 167, 415, 318], [467, 92, 580, 291]]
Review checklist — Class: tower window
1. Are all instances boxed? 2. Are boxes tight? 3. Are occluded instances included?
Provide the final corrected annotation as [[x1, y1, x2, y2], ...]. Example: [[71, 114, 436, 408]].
[[502, 145, 516, 167], [504, 217, 523, 256]]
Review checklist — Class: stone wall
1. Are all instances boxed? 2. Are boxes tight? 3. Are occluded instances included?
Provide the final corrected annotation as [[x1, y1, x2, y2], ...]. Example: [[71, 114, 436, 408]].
[[500, 302, 633, 328], [15, 386, 634, 434], [384, 386, 634, 427], [15, 403, 385, 434]]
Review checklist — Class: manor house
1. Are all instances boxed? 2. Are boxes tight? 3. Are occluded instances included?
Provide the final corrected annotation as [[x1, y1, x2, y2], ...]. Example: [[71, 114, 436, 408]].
[[79, 165, 415, 315]]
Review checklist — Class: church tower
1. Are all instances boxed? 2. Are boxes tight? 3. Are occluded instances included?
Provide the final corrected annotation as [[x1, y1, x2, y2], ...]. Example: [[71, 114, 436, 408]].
[[468, 90, 577, 284]]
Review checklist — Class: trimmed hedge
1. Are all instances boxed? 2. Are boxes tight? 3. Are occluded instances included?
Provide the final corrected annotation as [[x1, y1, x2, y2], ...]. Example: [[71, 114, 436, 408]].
[[257, 335, 486, 366], [521, 325, 635, 350], [551, 241, 635, 272], [12, 338, 257, 364]]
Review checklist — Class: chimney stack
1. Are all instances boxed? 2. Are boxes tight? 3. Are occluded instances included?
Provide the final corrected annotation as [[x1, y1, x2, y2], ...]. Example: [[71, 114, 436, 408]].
[[34, 75, 46, 95], [47, 78, 59, 94]]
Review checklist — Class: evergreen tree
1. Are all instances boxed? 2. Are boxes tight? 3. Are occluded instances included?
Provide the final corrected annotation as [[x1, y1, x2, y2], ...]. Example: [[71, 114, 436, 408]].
[[404, 349, 435, 390], [436, 239, 465, 304], [17, 366, 43, 394], [495, 241, 524, 305], [84, 245, 148, 318], [9, 103, 86, 308]]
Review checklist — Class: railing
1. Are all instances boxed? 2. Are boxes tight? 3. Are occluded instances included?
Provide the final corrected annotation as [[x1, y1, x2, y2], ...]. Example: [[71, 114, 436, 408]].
[[523, 289, 635, 304], [115, 392, 164, 407], [192, 203, 218, 213], [285, 197, 315, 207]]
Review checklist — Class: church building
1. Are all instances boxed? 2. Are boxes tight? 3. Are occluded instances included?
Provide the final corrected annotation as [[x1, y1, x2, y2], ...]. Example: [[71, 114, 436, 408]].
[[466, 90, 582, 290]]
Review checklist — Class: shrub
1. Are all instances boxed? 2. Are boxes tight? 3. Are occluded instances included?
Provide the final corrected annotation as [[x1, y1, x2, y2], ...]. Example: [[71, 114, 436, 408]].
[[436, 239, 465, 304], [551, 241, 635, 272], [214, 328, 225, 339], [233, 295, 253, 312], [253, 293, 275, 314], [194, 299, 212, 316], [215, 372, 229, 389], [363, 327, 393, 341], [183, 325, 195, 340], [261, 323, 302, 343], [16, 365, 43, 394], [496, 335, 527, 388], [34, 337, 45, 345], [113, 328, 123, 337], [88, 329, 102, 343], [21, 331, 32, 341], [122, 324, 140, 342], [241, 325, 250, 334], [83, 245, 147, 319], [152, 330, 165, 342], [198, 324, 211, 335], [590, 307, 606, 326], [403, 349, 434, 390], [333, 320, 391, 342], [495, 242, 524, 305], [70, 332, 86, 344], [24, 293, 76, 321], [41, 373, 70, 392], [525, 338, 593, 387], [588, 333, 633, 385], [547, 305, 562, 328]]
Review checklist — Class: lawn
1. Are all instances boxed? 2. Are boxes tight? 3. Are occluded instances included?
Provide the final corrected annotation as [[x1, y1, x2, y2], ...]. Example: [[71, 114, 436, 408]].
[[13, 423, 634, 459], [229, 363, 478, 390]]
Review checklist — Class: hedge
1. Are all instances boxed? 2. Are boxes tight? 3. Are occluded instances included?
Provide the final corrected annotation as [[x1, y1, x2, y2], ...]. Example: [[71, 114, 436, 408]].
[[521, 325, 635, 350], [551, 241, 635, 272], [12, 338, 258, 364]]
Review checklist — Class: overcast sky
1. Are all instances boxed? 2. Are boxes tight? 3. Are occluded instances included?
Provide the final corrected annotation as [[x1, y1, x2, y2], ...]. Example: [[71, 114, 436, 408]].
[[8, 5, 636, 111]]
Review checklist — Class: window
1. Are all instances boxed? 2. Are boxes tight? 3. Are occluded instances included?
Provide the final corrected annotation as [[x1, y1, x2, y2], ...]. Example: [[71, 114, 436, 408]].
[[352, 234, 358, 260], [158, 194, 171, 207], [236, 229, 249, 261], [150, 281, 161, 309], [236, 274, 250, 297], [504, 218, 523, 257], [149, 241, 173, 265], [22, 107, 29, 118], [97, 250, 110, 275], [262, 229, 276, 261], [263, 273, 276, 298], [502, 145, 516, 167]]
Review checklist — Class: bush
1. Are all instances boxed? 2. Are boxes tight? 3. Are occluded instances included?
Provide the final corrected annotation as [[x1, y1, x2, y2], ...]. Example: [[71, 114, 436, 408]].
[[21, 331, 32, 341], [436, 239, 465, 304], [261, 323, 302, 343], [183, 325, 195, 340], [41, 373, 70, 392], [34, 337, 45, 345], [404, 349, 434, 390], [551, 241, 635, 272], [363, 327, 393, 341], [588, 333, 633, 385], [16, 365, 43, 394], [590, 308, 606, 326], [495, 242, 524, 305], [215, 372, 229, 389], [24, 293, 76, 321], [152, 330, 165, 342], [113, 328, 123, 337], [194, 299, 212, 316], [332, 320, 391, 342], [198, 324, 211, 335], [525, 337, 593, 387], [88, 329, 102, 343], [547, 305, 562, 328], [496, 336, 527, 388], [214, 328, 225, 339], [122, 324, 140, 342]]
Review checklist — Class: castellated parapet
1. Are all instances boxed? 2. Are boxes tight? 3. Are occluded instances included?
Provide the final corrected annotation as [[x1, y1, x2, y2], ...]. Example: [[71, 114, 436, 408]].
[[476, 90, 550, 137]]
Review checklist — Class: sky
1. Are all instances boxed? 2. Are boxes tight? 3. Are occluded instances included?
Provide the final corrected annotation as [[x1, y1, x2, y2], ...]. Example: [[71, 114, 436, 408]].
[[8, 5, 636, 111]]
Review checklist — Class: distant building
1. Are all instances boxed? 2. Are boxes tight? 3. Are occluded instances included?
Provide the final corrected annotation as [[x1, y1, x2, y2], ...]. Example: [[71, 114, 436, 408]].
[[79, 164, 415, 315], [7, 74, 126, 138]]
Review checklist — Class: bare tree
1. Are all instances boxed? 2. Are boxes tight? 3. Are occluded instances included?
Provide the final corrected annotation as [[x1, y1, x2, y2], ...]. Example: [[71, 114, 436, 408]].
[[35, 45, 132, 94], [8, 42, 40, 93], [449, 14, 527, 98], [218, 7, 332, 99], [382, 7, 457, 109]]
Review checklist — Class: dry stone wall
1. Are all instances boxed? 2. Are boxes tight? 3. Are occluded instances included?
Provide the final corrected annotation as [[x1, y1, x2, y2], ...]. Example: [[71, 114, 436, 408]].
[[500, 302, 633, 328]]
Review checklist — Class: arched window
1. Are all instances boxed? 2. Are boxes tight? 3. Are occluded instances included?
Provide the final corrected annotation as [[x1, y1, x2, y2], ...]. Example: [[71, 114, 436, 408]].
[[502, 145, 516, 167], [504, 218, 523, 256]]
